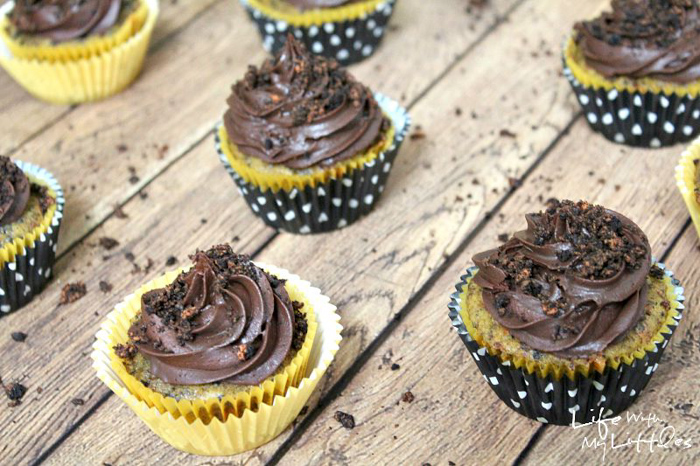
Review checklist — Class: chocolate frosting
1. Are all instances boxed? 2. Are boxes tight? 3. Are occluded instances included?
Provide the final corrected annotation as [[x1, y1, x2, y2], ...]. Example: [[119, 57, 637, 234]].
[[0, 156, 30, 226], [574, 0, 700, 84], [9, 0, 122, 43], [472, 200, 651, 358], [223, 34, 388, 170], [285, 0, 362, 10], [128, 245, 296, 386]]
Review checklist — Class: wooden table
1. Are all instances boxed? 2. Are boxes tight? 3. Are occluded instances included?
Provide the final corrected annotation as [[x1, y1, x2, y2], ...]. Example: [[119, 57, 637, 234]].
[[1, 0, 698, 464]]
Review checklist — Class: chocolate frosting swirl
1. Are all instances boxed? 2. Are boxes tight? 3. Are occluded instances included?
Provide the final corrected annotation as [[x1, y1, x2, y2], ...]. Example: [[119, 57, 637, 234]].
[[128, 245, 296, 386], [285, 0, 362, 10], [472, 200, 651, 358], [223, 34, 388, 170], [0, 156, 30, 226], [574, 0, 700, 84], [9, 0, 122, 43]]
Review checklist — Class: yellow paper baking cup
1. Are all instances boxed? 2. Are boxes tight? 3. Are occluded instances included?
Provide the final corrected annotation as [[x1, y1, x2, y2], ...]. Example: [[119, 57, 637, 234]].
[[0, 0, 159, 104], [564, 35, 700, 97], [93, 262, 342, 455], [0, 0, 149, 62], [245, 0, 386, 25], [218, 122, 395, 192], [458, 271, 682, 381], [676, 137, 700, 239]]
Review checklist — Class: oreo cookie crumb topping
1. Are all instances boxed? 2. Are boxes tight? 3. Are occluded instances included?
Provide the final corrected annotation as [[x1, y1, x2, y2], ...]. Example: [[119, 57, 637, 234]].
[[334, 411, 356, 429], [59, 282, 87, 305]]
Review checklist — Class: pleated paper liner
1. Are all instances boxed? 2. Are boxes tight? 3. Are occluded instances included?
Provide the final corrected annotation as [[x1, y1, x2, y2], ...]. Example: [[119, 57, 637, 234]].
[[0, 161, 64, 317], [217, 92, 410, 234], [0, 0, 159, 104], [448, 265, 684, 426], [240, 0, 395, 65], [93, 263, 342, 456], [0, 0, 149, 61], [108, 267, 317, 420], [675, 138, 700, 240], [563, 36, 700, 148]]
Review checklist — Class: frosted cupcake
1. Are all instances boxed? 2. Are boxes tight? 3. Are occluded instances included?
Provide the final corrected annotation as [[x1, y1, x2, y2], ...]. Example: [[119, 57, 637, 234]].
[[93, 244, 342, 455], [241, 0, 396, 65], [449, 200, 684, 425], [564, 0, 700, 147], [0, 156, 64, 316], [216, 34, 409, 234], [0, 0, 159, 103]]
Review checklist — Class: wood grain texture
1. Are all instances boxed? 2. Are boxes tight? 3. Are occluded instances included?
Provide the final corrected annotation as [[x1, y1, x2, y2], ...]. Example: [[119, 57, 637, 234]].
[[0, 0, 221, 156], [521, 227, 700, 466], [42, 1, 611, 464], [0, 0, 524, 463], [6, 0, 517, 259], [273, 113, 692, 465], [0, 136, 273, 465]]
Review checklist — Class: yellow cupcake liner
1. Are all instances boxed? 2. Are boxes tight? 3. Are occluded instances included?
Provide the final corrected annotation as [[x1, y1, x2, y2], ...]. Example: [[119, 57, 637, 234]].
[[93, 262, 342, 455], [0, 0, 149, 62], [0, 174, 58, 267], [458, 271, 682, 381], [218, 122, 395, 193], [564, 35, 700, 97], [245, 0, 386, 25], [675, 137, 700, 239], [0, 0, 159, 104]]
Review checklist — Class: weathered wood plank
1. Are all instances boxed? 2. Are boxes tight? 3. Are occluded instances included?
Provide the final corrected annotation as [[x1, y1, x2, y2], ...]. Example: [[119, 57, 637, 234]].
[[0, 136, 274, 464], [42, 1, 610, 464], [521, 227, 700, 466], [272, 118, 691, 465], [0, 0, 221, 156]]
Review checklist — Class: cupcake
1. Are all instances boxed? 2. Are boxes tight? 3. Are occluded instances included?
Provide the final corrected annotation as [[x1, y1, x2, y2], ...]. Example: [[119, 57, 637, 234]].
[[93, 244, 342, 455], [675, 137, 700, 239], [0, 0, 159, 104], [216, 34, 409, 234], [0, 156, 64, 316], [564, 0, 700, 147], [240, 0, 396, 65], [448, 200, 684, 425]]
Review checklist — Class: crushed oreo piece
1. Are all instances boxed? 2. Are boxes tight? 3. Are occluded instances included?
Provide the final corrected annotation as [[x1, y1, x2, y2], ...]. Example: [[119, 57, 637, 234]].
[[99, 281, 113, 293], [650, 264, 665, 279], [11, 332, 27, 343], [99, 237, 119, 251], [334, 411, 356, 429], [2, 378, 27, 407], [114, 343, 137, 359], [59, 282, 87, 305], [401, 391, 415, 403]]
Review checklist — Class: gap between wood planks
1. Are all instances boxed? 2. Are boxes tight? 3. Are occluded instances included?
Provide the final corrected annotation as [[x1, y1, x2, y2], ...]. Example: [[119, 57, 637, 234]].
[[0, 0, 225, 160], [511, 217, 693, 466]]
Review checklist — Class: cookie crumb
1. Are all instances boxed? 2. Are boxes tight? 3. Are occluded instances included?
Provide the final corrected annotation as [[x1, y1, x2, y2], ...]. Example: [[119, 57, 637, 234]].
[[71, 398, 85, 406], [391, 363, 400, 371], [2, 378, 27, 407], [165, 256, 178, 267], [99, 281, 113, 293], [334, 411, 355, 429], [650, 265, 665, 280], [99, 237, 119, 251], [114, 343, 137, 359], [401, 391, 415, 403], [11, 332, 27, 343], [60, 282, 87, 305]]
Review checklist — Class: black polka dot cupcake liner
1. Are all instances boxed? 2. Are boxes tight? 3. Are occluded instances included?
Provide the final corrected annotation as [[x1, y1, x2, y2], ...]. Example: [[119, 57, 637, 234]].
[[564, 64, 700, 148], [240, 0, 396, 65], [0, 162, 64, 317], [448, 265, 684, 426], [217, 92, 409, 234]]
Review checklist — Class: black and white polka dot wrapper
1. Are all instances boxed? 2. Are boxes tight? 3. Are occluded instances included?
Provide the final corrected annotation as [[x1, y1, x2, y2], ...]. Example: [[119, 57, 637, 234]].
[[240, 0, 395, 65], [448, 265, 684, 426], [217, 92, 410, 234], [0, 162, 64, 317], [564, 64, 700, 148]]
